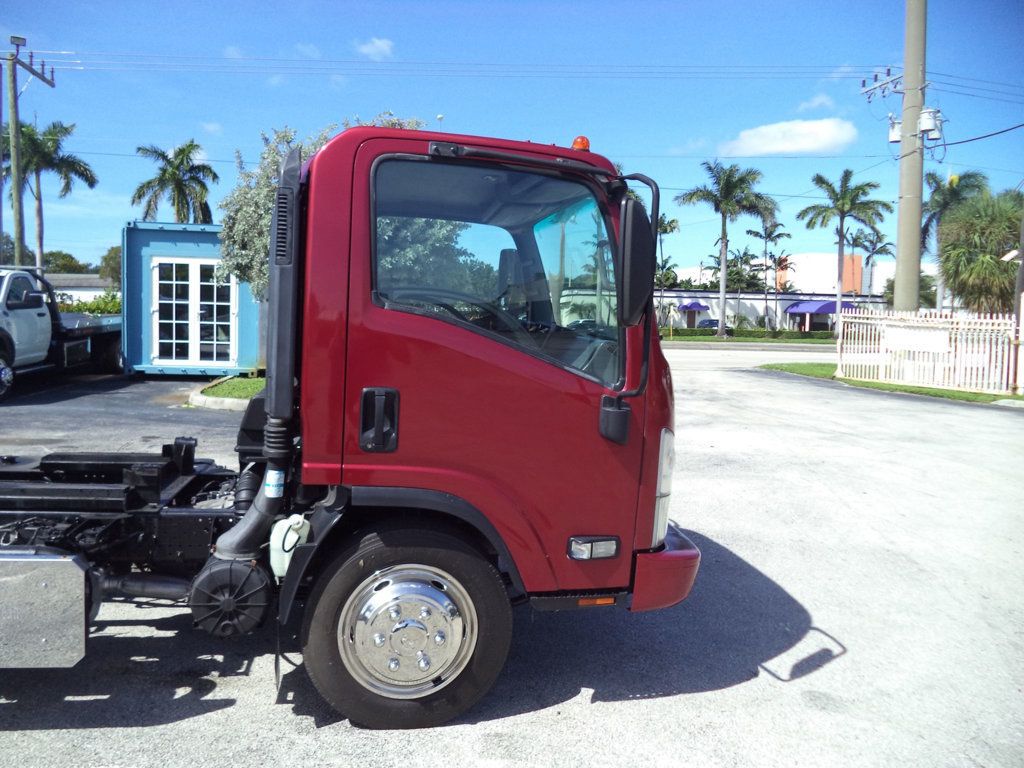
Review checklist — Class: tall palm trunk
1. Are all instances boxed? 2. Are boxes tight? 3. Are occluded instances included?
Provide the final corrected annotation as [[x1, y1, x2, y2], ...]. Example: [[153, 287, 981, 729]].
[[835, 215, 845, 339], [717, 215, 728, 337], [33, 171, 44, 272], [934, 221, 945, 311]]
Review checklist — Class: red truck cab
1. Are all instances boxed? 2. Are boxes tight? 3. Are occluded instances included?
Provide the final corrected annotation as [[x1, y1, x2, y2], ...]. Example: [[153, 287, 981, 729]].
[[276, 128, 699, 724]]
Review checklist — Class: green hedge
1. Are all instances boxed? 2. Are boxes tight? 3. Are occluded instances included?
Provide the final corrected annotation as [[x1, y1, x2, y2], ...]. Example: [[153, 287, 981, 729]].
[[732, 328, 834, 339], [661, 327, 834, 340], [665, 328, 718, 337], [57, 290, 122, 315]]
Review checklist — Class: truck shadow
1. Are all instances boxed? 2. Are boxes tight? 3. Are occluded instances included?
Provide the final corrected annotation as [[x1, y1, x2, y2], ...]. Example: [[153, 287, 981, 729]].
[[461, 530, 841, 723], [0, 532, 840, 729], [1, 372, 137, 407], [0, 602, 277, 730]]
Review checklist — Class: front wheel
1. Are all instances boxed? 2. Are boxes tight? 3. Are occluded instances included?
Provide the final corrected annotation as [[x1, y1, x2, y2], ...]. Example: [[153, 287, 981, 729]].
[[302, 527, 513, 728], [0, 349, 14, 401]]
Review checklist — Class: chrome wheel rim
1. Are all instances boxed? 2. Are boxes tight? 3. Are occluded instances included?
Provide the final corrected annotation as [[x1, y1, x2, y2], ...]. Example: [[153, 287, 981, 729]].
[[0, 360, 13, 396], [337, 564, 477, 700]]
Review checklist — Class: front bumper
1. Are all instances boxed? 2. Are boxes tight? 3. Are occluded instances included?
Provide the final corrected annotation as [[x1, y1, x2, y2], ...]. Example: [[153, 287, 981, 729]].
[[629, 523, 700, 612]]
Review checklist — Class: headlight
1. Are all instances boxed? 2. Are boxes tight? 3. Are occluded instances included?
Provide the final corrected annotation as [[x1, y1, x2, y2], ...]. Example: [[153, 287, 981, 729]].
[[652, 429, 674, 548]]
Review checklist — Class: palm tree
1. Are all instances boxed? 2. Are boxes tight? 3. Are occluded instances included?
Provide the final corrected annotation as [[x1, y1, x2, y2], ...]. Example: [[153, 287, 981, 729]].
[[845, 227, 894, 295], [3, 121, 97, 271], [939, 191, 1021, 313], [747, 221, 790, 329], [676, 161, 777, 336], [131, 140, 219, 223], [797, 169, 893, 336], [768, 250, 795, 328], [922, 170, 988, 309]]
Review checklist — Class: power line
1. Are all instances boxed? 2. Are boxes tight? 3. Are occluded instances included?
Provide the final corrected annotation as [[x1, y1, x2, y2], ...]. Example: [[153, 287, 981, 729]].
[[930, 87, 1024, 106], [942, 122, 1024, 147]]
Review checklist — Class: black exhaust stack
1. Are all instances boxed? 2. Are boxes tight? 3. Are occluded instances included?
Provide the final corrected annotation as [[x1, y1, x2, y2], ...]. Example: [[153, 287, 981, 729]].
[[213, 148, 303, 560]]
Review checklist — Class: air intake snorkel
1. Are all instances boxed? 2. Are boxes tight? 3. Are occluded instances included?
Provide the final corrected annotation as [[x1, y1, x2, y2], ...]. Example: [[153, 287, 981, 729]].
[[214, 148, 303, 560]]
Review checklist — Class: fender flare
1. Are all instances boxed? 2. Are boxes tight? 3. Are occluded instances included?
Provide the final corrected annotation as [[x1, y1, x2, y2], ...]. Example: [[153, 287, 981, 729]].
[[277, 486, 527, 625]]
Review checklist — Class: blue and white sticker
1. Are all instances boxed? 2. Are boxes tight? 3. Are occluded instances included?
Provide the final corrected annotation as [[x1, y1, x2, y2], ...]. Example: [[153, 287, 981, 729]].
[[264, 469, 286, 498]]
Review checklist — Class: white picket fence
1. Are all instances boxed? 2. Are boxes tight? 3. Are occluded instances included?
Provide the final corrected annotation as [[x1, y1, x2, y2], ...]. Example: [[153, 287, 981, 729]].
[[837, 309, 1021, 395]]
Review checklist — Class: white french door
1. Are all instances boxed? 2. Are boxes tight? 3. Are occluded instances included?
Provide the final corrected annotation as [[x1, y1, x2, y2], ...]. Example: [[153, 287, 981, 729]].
[[151, 259, 238, 365]]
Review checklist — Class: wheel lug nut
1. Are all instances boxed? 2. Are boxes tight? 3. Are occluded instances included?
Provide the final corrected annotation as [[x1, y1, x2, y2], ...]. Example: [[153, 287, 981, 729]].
[[434, 630, 446, 646], [387, 658, 400, 672], [388, 606, 401, 620], [419, 606, 431, 619], [417, 653, 431, 671], [373, 633, 386, 647]]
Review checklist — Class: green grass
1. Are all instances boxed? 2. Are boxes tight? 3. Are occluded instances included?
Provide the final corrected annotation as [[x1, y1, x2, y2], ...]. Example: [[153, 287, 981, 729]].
[[202, 376, 266, 399], [761, 363, 1024, 404], [664, 335, 836, 344]]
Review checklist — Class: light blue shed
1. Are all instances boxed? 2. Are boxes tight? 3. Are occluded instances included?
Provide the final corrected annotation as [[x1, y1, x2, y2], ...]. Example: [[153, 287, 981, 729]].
[[122, 221, 261, 376]]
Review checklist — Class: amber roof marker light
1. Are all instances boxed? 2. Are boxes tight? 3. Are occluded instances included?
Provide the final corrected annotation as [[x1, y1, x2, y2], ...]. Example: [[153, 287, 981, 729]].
[[571, 135, 591, 151]]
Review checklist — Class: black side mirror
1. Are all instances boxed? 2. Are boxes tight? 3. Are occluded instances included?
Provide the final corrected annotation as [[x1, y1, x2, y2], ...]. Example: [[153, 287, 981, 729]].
[[26, 292, 46, 310], [618, 198, 656, 327]]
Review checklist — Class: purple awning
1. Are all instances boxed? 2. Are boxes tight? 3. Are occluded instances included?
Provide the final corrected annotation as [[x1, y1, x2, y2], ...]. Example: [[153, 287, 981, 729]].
[[785, 299, 856, 315], [677, 301, 710, 311]]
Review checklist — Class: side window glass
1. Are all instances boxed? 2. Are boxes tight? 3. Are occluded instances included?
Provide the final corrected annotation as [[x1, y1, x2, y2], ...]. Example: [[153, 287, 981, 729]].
[[5, 277, 34, 308], [373, 159, 621, 387]]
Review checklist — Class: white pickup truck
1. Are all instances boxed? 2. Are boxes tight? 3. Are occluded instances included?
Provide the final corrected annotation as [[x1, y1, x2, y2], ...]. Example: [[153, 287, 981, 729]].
[[0, 268, 122, 400]]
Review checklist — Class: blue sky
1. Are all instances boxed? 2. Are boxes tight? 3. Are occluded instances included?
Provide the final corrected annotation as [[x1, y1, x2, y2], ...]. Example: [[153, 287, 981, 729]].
[[3, 0, 1022, 271]]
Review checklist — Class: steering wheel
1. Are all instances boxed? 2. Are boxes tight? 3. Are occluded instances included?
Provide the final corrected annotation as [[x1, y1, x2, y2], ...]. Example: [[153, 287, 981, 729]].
[[387, 288, 536, 346]]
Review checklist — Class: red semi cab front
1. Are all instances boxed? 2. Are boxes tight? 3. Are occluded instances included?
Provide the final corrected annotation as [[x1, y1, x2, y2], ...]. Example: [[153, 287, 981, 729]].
[[295, 127, 698, 610]]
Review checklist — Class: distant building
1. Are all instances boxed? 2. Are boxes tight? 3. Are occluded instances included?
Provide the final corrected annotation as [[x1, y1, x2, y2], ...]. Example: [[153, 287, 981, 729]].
[[46, 273, 115, 303], [121, 221, 261, 376]]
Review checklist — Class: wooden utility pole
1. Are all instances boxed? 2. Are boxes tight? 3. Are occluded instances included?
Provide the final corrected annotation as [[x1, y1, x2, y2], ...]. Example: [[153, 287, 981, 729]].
[[893, 0, 927, 310], [6, 37, 56, 268]]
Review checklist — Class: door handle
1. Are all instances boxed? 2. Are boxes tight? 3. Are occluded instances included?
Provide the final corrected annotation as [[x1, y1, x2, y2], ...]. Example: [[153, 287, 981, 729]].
[[360, 388, 399, 452]]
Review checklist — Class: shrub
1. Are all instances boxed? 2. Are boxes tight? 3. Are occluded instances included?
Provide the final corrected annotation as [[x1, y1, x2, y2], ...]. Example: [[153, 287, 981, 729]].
[[58, 290, 122, 315]]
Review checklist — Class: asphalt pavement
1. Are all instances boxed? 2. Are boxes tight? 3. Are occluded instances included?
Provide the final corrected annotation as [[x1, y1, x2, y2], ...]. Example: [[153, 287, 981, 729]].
[[1, 352, 1022, 768]]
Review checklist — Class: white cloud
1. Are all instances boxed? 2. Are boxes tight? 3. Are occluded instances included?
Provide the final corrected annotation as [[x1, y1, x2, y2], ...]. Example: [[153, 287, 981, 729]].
[[797, 94, 835, 113], [295, 43, 321, 59], [718, 118, 857, 156], [192, 147, 209, 163], [223, 45, 244, 59], [267, 74, 285, 87], [200, 122, 223, 135], [354, 37, 394, 61]]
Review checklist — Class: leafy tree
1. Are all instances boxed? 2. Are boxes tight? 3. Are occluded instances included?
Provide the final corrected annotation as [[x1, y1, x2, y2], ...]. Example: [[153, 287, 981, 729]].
[[0, 233, 34, 266], [219, 114, 425, 298], [922, 171, 988, 252], [43, 250, 93, 274], [676, 161, 776, 336], [131, 139, 219, 223], [100, 245, 122, 289], [797, 169, 892, 335], [922, 170, 988, 308], [884, 272, 936, 309], [938, 191, 1021, 313], [3, 121, 98, 270]]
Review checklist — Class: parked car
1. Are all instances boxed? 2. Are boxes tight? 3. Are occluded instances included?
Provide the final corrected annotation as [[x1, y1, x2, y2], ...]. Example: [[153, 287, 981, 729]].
[[697, 318, 727, 329]]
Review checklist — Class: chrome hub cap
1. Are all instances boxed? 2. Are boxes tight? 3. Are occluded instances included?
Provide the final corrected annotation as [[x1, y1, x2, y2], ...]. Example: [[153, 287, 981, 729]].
[[0, 360, 13, 396], [337, 564, 477, 699]]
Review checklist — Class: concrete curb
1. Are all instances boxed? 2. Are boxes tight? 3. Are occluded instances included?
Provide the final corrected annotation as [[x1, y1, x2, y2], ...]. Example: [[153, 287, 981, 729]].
[[662, 341, 836, 352], [188, 377, 251, 411]]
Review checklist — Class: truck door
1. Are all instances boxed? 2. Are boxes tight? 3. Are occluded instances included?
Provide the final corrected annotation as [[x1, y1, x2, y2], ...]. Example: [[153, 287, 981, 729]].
[[340, 138, 645, 592], [2, 274, 51, 365]]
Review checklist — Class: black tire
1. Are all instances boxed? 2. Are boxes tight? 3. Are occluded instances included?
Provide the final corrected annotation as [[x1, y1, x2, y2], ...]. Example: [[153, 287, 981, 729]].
[[302, 526, 513, 729], [0, 347, 14, 402]]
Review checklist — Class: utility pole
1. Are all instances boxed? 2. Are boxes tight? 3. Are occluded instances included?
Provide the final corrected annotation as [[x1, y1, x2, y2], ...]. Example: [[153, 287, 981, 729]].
[[6, 36, 56, 268], [893, 0, 926, 310]]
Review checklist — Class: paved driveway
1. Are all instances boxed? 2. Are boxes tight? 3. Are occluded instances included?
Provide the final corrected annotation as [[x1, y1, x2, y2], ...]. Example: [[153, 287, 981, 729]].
[[1, 352, 1022, 768]]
